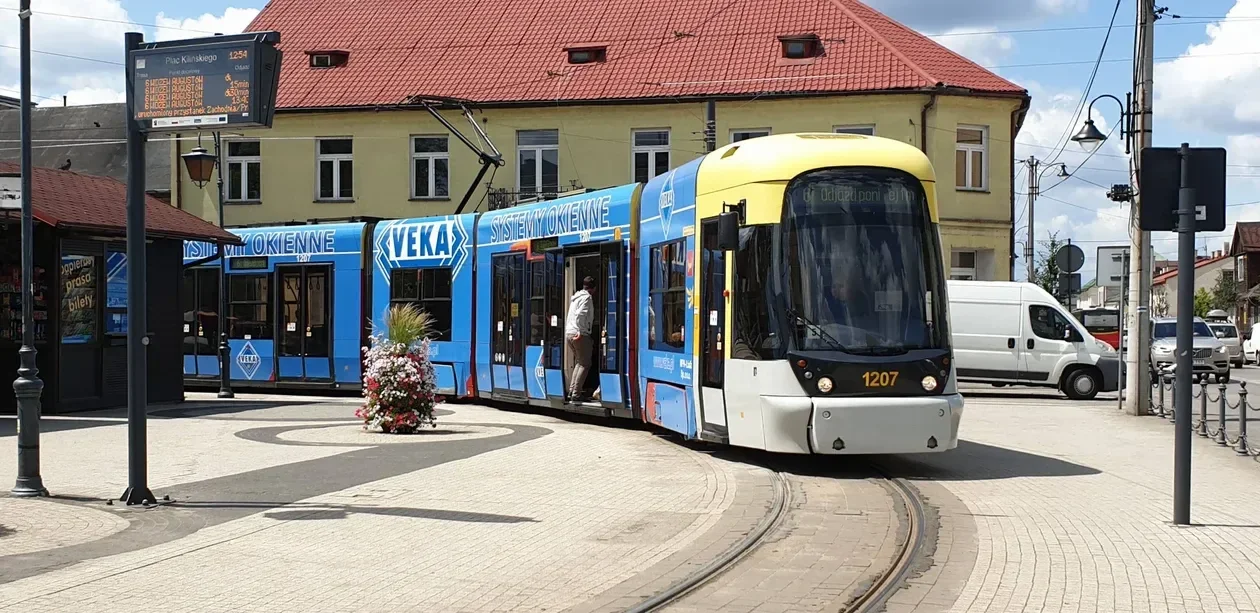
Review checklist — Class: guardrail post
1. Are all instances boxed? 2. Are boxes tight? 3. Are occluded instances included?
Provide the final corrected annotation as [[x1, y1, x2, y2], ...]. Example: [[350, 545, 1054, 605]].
[[1238, 381, 1249, 456], [1217, 378, 1229, 446], [1200, 381, 1213, 437]]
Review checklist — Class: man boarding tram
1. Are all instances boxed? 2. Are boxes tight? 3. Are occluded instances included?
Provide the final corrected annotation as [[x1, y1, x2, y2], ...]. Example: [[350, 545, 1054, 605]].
[[565, 276, 596, 402]]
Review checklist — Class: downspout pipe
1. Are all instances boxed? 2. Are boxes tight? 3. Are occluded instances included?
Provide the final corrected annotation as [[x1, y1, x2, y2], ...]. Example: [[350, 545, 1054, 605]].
[[919, 91, 937, 153], [1010, 94, 1032, 280]]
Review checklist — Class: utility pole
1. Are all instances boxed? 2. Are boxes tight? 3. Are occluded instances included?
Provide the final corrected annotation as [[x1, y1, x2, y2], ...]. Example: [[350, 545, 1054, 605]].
[[11, 0, 47, 498], [1126, 0, 1156, 416], [1025, 155, 1039, 282]]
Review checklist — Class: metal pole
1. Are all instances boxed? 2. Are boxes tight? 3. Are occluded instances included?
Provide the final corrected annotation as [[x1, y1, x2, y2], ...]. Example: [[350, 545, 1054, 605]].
[[1173, 142, 1194, 526], [119, 31, 155, 506], [1118, 249, 1129, 412], [214, 132, 233, 398], [1026, 156, 1038, 282], [11, 0, 47, 498], [1126, 0, 1156, 415], [704, 100, 716, 153]]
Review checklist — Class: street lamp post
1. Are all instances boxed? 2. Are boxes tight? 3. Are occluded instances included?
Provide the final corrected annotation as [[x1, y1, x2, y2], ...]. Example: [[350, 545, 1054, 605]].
[[1018, 157, 1068, 283], [1071, 91, 1151, 416], [11, 0, 47, 498], [180, 135, 233, 399]]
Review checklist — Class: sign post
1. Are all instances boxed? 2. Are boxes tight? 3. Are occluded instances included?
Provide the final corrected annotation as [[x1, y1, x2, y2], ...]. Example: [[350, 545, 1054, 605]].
[[1140, 143, 1227, 526], [118, 31, 281, 506], [1098, 246, 1131, 412]]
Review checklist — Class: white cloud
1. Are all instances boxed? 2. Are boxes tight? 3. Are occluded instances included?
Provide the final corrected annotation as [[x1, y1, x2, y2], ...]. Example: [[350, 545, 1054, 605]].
[[929, 28, 1016, 67], [866, 0, 1085, 31], [152, 8, 260, 43], [0, 3, 258, 106], [1156, 0, 1260, 133]]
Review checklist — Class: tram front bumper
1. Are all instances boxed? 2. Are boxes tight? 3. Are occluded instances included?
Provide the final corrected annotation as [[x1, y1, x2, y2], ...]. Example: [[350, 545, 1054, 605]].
[[807, 393, 963, 455]]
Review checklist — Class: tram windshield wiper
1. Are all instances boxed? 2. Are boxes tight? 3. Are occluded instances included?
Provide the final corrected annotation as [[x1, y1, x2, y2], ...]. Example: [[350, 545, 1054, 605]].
[[784, 306, 848, 352]]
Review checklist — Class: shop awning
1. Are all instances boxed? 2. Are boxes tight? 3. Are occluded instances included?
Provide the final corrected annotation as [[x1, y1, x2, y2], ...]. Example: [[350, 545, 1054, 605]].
[[0, 161, 240, 245]]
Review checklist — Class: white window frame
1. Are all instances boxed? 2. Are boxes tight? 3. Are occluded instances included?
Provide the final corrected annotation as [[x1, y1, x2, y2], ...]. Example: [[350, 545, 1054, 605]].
[[731, 128, 770, 144], [950, 249, 978, 280], [631, 129, 671, 183], [833, 124, 875, 136], [517, 129, 560, 196], [224, 139, 261, 202], [955, 124, 989, 192], [315, 137, 353, 201], [410, 135, 450, 199]]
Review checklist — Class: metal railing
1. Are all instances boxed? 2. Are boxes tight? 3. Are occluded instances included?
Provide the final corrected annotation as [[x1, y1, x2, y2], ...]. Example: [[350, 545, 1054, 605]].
[[1149, 375, 1258, 458]]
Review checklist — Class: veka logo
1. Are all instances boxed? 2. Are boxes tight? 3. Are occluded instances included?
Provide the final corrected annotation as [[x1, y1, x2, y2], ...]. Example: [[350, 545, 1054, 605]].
[[373, 217, 470, 286], [659, 170, 676, 236], [237, 341, 261, 380], [534, 349, 546, 392]]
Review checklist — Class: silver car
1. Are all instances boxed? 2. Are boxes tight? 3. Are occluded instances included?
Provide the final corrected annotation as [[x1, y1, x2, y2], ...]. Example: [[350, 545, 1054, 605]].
[[1208, 321, 1245, 368], [1150, 317, 1231, 383]]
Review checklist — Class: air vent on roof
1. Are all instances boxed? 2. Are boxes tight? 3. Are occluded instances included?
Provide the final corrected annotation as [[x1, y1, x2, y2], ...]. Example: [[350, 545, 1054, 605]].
[[778, 34, 823, 60], [566, 45, 608, 65], [306, 50, 349, 68]]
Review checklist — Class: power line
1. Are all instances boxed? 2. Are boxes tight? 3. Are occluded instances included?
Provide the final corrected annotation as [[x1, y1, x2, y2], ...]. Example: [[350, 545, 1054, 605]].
[[926, 15, 1254, 38], [1043, 0, 1124, 168], [0, 43, 121, 66], [0, 5, 220, 34]]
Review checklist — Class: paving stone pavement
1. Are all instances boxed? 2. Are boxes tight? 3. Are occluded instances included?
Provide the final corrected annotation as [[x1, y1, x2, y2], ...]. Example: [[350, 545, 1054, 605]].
[[0, 399, 790, 612], [885, 392, 1260, 613]]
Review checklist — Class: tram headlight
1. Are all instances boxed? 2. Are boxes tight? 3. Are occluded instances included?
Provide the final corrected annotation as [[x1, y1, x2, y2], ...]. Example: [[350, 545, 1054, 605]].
[[817, 376, 834, 394], [921, 375, 938, 392]]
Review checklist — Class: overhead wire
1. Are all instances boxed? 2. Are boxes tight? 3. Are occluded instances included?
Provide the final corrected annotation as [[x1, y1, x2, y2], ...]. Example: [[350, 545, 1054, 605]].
[[1044, 0, 1124, 168]]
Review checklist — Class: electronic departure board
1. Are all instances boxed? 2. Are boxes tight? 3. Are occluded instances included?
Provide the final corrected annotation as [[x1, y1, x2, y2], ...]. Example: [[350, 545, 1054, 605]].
[[129, 33, 282, 132]]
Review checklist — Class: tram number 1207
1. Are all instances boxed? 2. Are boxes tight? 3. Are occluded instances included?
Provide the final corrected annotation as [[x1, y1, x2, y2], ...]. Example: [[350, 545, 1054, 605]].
[[862, 371, 899, 388]]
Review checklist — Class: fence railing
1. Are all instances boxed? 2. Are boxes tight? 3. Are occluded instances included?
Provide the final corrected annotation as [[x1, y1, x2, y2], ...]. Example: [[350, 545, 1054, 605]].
[[1149, 376, 1258, 458]]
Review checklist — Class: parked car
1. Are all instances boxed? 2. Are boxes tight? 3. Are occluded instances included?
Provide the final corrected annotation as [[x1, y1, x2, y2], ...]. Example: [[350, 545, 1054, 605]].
[[947, 280, 1121, 400], [1150, 316, 1231, 383], [1207, 320, 1245, 368], [1245, 323, 1260, 364]]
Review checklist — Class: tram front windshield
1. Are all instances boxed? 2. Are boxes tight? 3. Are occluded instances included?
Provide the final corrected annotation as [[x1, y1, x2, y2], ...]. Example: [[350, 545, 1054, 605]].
[[777, 167, 948, 356]]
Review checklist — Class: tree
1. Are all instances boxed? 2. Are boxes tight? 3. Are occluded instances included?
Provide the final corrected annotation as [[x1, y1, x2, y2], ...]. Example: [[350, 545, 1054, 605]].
[[1193, 288, 1213, 318], [1032, 232, 1066, 300], [1210, 272, 1241, 313]]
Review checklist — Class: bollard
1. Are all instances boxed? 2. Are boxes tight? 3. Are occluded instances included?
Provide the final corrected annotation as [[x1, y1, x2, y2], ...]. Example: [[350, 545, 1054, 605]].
[[1239, 382, 1249, 456], [1218, 378, 1229, 446], [1157, 376, 1166, 417], [1200, 381, 1212, 437]]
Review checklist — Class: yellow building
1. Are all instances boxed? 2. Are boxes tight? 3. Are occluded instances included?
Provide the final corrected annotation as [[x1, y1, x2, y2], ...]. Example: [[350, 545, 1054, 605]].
[[172, 0, 1029, 281]]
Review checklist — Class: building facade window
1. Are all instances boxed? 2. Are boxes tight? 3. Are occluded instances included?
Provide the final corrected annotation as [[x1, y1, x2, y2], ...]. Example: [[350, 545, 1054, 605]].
[[316, 138, 353, 200], [731, 129, 770, 143], [955, 125, 988, 191], [225, 140, 261, 202], [517, 129, 559, 199], [632, 129, 670, 183], [834, 125, 875, 136], [411, 135, 449, 199], [950, 250, 978, 280]]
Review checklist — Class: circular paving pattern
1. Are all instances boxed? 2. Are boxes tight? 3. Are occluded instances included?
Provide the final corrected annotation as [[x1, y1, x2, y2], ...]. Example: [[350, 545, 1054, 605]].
[[0, 498, 130, 558], [275, 423, 515, 446]]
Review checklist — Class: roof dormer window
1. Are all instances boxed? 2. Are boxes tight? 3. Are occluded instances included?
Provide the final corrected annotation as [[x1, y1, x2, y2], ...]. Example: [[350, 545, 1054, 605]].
[[779, 34, 823, 60], [566, 45, 607, 65], [306, 50, 349, 68]]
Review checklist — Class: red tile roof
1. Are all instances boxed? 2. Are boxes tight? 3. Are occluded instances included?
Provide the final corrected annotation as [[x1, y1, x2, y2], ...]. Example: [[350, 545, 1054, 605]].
[[1151, 254, 1230, 286], [0, 162, 239, 243], [248, 0, 1027, 109]]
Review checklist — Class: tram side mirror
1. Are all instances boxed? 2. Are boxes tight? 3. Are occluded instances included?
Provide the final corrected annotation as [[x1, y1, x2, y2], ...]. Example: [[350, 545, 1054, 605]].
[[716, 211, 740, 251]]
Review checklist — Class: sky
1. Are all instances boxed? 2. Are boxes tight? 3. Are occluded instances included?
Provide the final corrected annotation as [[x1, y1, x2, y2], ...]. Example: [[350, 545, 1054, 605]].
[[2, 0, 1259, 284]]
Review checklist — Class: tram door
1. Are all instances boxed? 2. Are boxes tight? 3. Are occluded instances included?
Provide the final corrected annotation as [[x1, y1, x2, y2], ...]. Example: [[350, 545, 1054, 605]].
[[181, 267, 222, 378], [275, 264, 332, 381], [698, 219, 729, 433], [491, 253, 527, 396], [598, 241, 627, 406]]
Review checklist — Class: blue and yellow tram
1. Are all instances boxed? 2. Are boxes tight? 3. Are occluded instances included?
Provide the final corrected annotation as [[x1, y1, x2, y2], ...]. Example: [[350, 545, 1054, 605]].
[[183, 133, 961, 454]]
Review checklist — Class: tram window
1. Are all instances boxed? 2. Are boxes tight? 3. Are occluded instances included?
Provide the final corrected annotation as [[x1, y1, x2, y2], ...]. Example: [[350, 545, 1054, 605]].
[[182, 270, 197, 356], [228, 274, 273, 340], [649, 239, 686, 353], [389, 268, 453, 341], [529, 259, 546, 346], [732, 226, 780, 360]]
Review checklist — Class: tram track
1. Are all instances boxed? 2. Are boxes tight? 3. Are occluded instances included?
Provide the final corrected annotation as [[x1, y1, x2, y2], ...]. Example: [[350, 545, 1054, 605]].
[[625, 460, 929, 613]]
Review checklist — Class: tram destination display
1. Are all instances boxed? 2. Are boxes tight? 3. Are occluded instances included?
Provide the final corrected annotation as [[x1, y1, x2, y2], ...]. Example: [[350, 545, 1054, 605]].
[[130, 34, 282, 132]]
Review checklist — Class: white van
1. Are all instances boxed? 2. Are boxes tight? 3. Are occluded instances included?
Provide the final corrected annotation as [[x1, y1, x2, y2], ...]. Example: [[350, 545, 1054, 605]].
[[946, 280, 1121, 400]]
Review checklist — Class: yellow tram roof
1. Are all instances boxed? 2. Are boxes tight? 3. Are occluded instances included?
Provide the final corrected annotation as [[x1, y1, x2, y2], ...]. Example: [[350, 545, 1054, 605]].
[[697, 132, 937, 193]]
